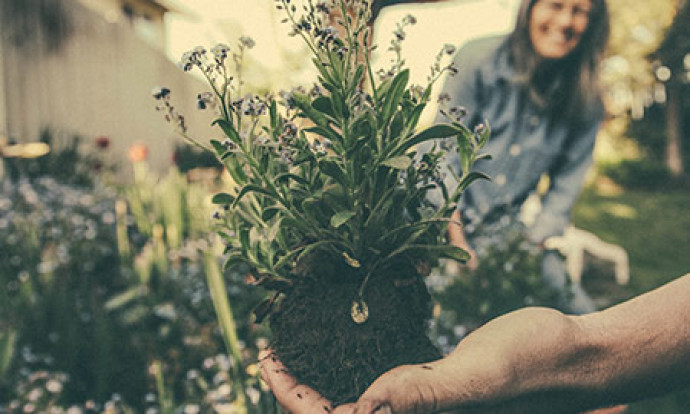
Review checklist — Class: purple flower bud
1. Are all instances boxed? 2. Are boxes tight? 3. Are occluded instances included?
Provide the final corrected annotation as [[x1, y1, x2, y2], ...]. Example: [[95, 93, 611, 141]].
[[151, 86, 170, 100]]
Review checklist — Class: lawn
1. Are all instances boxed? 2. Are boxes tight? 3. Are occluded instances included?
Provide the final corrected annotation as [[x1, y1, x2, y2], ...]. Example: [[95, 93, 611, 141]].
[[573, 183, 690, 414], [574, 184, 690, 293]]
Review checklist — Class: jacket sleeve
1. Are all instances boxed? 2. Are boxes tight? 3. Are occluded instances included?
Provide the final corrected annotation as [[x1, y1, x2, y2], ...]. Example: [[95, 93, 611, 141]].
[[530, 117, 602, 243]]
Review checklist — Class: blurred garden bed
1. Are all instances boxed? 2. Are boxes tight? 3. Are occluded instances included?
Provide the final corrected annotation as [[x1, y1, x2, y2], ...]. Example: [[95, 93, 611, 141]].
[[0, 137, 274, 413]]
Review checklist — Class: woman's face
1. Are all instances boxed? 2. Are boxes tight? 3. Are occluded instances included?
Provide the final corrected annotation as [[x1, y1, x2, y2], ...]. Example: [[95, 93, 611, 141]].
[[529, 0, 592, 60]]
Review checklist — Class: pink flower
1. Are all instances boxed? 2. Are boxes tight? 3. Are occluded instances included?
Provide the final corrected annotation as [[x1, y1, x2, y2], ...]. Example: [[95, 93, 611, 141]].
[[128, 143, 148, 163]]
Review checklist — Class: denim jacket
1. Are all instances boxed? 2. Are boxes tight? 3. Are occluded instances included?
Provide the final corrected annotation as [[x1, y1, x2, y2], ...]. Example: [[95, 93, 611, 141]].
[[435, 35, 603, 243]]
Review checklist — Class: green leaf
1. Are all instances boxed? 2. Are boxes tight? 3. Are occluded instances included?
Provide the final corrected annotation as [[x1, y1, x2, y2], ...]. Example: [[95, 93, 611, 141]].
[[380, 69, 409, 126], [406, 104, 426, 131], [302, 196, 328, 225], [210, 139, 225, 155], [269, 99, 279, 132], [233, 185, 279, 207], [304, 126, 339, 143], [224, 159, 247, 184], [267, 217, 283, 241], [331, 210, 356, 228], [348, 64, 366, 96], [318, 159, 349, 187], [427, 244, 471, 262], [273, 248, 300, 271], [296, 240, 335, 263], [292, 93, 329, 128], [381, 155, 412, 170], [275, 172, 310, 186], [212, 193, 235, 205], [282, 217, 311, 234], [389, 111, 405, 140], [456, 171, 491, 193], [314, 58, 336, 86], [104, 287, 146, 311], [0, 330, 16, 377], [223, 253, 247, 271], [391, 244, 471, 263], [399, 124, 462, 154], [330, 89, 346, 120], [457, 134, 473, 173], [322, 183, 351, 210], [262, 206, 282, 222], [376, 78, 393, 99], [312, 96, 335, 118], [212, 118, 241, 143], [239, 228, 250, 252]]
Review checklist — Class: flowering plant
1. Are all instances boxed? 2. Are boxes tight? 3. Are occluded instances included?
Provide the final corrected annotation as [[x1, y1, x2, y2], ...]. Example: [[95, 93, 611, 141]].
[[157, 0, 489, 323]]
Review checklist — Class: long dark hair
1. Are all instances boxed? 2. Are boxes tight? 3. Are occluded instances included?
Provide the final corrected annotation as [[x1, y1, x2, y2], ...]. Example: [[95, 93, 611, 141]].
[[508, 0, 610, 121]]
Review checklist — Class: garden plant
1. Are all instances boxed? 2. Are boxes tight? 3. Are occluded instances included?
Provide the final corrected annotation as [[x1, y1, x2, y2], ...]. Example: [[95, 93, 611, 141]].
[[0, 140, 269, 412], [159, 0, 490, 405]]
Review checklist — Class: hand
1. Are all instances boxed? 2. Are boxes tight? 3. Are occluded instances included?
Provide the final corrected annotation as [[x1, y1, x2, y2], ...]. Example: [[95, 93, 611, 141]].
[[335, 308, 584, 414], [259, 309, 533, 414], [259, 349, 334, 414], [447, 209, 478, 271]]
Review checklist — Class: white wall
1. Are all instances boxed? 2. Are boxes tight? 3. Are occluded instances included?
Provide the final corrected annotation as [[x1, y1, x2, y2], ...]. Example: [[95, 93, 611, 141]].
[[0, 0, 215, 174]]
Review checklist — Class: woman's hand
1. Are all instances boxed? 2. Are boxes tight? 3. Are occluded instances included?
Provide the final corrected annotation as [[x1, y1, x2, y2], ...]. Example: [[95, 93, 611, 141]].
[[447, 209, 478, 271]]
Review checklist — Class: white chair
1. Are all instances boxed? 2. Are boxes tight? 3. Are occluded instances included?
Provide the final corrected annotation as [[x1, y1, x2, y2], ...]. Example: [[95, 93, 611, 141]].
[[544, 226, 630, 286]]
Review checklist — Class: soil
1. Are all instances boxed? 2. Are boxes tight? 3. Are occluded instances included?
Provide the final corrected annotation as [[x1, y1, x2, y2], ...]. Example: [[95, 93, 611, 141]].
[[269, 261, 441, 406]]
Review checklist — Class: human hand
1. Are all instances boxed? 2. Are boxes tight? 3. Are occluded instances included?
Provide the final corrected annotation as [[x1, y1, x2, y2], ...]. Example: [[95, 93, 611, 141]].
[[259, 309, 522, 414], [258, 348, 473, 414], [259, 349, 334, 414], [334, 308, 584, 414], [447, 210, 478, 271]]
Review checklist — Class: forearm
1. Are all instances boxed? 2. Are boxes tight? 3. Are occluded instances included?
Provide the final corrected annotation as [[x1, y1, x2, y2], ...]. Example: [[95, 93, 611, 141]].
[[448, 274, 690, 413], [572, 273, 690, 404]]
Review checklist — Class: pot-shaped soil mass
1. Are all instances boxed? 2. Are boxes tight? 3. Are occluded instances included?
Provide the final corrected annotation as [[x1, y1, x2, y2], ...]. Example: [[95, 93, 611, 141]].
[[270, 261, 440, 405]]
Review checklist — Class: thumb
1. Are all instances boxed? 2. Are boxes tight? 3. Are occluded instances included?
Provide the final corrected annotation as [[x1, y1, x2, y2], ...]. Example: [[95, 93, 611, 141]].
[[353, 400, 393, 414], [332, 402, 391, 414]]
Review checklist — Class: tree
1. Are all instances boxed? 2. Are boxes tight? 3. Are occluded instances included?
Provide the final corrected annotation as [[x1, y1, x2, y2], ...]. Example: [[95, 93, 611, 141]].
[[654, 0, 690, 177]]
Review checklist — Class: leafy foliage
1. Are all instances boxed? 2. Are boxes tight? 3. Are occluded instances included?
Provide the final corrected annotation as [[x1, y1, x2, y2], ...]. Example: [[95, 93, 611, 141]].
[[0, 169, 271, 412], [165, 0, 488, 314]]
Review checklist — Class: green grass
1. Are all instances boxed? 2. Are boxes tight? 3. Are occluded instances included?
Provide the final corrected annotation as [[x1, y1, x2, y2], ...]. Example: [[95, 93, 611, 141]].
[[572, 184, 690, 413], [574, 186, 690, 293]]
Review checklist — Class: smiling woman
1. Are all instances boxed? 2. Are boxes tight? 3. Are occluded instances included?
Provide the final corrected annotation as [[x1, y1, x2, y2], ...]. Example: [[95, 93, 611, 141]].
[[529, 0, 593, 59], [434, 0, 611, 315]]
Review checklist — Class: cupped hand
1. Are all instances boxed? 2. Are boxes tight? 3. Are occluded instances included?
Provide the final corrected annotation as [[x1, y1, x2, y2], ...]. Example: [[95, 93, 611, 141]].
[[258, 349, 461, 414], [260, 324, 509, 414]]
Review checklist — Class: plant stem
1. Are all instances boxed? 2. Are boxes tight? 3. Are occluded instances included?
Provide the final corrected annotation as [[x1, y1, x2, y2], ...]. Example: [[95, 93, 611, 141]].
[[203, 251, 250, 410], [152, 360, 174, 414]]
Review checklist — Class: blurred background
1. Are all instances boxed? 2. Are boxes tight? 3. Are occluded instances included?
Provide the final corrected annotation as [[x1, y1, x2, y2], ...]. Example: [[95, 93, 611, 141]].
[[0, 0, 688, 412]]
